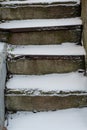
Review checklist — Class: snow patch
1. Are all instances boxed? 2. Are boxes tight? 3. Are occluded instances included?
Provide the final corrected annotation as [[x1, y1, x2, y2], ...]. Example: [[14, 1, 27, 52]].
[[0, 42, 6, 53], [0, 18, 82, 29], [6, 72, 87, 92], [1, 0, 80, 5], [7, 43, 86, 56], [6, 108, 87, 130]]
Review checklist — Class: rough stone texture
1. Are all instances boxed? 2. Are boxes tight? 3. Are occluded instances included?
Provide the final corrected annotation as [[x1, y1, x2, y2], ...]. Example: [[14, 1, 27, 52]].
[[7, 27, 81, 45], [7, 56, 85, 75], [81, 0, 87, 71], [0, 4, 80, 20], [0, 43, 6, 130], [5, 94, 87, 111], [0, 31, 8, 43]]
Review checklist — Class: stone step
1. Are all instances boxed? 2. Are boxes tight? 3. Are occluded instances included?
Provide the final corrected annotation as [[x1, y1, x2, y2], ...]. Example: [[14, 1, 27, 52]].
[[0, 0, 80, 20], [0, 42, 6, 130], [5, 72, 87, 111], [5, 108, 87, 130], [7, 43, 85, 75], [0, 18, 82, 45]]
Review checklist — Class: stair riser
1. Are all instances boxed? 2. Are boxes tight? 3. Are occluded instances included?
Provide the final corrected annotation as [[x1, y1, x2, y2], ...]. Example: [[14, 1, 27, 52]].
[[0, 31, 8, 43], [0, 5, 80, 20], [5, 95, 87, 111], [7, 56, 85, 75], [2, 27, 81, 45]]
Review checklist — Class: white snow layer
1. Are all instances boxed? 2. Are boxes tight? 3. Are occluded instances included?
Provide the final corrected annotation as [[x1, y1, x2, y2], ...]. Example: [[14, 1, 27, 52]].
[[6, 72, 87, 92], [7, 43, 86, 56], [1, 0, 80, 5], [0, 18, 82, 29], [6, 108, 87, 130], [0, 42, 5, 53]]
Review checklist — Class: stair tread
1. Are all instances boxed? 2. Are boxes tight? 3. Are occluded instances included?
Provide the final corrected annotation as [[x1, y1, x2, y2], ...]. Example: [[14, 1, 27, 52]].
[[7, 43, 85, 56], [1, 0, 80, 6], [6, 108, 87, 130], [0, 18, 82, 30], [6, 72, 87, 94]]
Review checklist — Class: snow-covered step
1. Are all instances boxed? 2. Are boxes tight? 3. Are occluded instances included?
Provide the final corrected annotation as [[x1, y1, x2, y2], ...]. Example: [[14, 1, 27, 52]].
[[5, 108, 87, 130], [7, 43, 85, 75], [7, 43, 85, 56], [0, 18, 82, 29], [0, 0, 80, 5], [5, 72, 87, 111], [0, 18, 82, 45], [0, 0, 80, 20]]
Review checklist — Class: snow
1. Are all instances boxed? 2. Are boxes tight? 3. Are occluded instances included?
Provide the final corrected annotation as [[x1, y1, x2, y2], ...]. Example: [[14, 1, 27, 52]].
[[0, 42, 5, 53], [6, 72, 87, 92], [6, 107, 87, 130], [7, 43, 86, 56], [1, 0, 80, 5], [0, 18, 82, 29]]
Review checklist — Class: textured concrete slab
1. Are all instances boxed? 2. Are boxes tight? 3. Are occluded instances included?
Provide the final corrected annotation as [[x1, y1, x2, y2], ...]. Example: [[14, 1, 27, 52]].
[[7, 28, 81, 45], [5, 72, 87, 111], [0, 18, 82, 45], [5, 94, 87, 111], [0, 42, 6, 129], [0, 4, 80, 20], [82, 0, 87, 71], [7, 55, 85, 75]]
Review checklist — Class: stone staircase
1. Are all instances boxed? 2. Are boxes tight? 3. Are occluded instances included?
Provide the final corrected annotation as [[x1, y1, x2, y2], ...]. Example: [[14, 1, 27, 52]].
[[0, 0, 87, 129]]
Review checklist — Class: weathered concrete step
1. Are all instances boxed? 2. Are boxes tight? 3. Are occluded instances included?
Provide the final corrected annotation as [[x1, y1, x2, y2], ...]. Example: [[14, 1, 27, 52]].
[[0, 18, 82, 45], [7, 43, 85, 75], [0, 0, 80, 5], [7, 55, 85, 75], [0, 42, 6, 130], [0, 0, 80, 20], [7, 43, 85, 56], [5, 72, 87, 111], [5, 108, 87, 130]]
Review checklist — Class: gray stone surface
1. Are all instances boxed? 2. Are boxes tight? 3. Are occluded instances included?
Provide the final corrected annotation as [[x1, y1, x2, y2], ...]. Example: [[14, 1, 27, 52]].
[[81, 0, 87, 71], [0, 4, 80, 20], [5, 94, 87, 111], [7, 27, 81, 45], [0, 43, 6, 130], [7, 56, 85, 75]]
